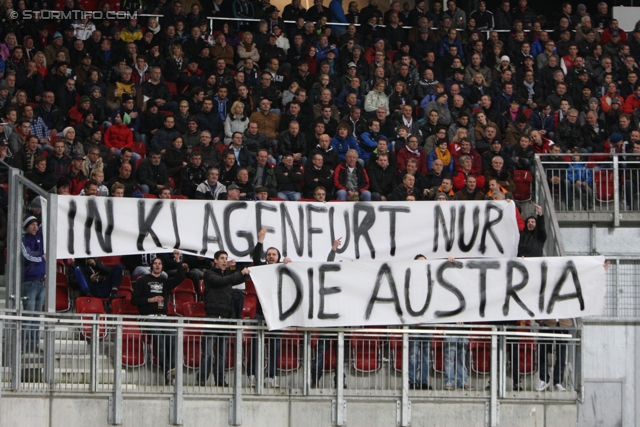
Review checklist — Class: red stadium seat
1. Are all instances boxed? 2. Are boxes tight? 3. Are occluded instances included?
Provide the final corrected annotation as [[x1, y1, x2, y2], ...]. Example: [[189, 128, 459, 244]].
[[241, 294, 257, 319], [132, 141, 147, 158], [594, 169, 615, 202], [278, 331, 303, 371], [56, 283, 71, 312], [171, 279, 197, 316], [349, 332, 381, 373], [75, 297, 108, 340], [166, 82, 177, 96], [171, 195, 188, 199], [469, 328, 491, 374], [111, 299, 145, 367], [182, 302, 206, 369], [142, 193, 157, 199], [512, 170, 533, 202], [99, 255, 122, 267], [388, 334, 403, 372]]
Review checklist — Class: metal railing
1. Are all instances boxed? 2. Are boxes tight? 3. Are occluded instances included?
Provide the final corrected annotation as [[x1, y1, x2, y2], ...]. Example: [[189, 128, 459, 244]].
[[537, 153, 640, 226], [0, 310, 582, 425], [599, 257, 640, 319]]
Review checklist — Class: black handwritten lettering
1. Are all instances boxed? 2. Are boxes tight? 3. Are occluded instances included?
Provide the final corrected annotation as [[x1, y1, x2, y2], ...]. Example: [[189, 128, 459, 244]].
[[170, 201, 180, 249], [67, 199, 76, 255], [433, 205, 456, 252], [136, 200, 164, 251], [539, 261, 548, 312], [278, 266, 303, 321], [404, 264, 434, 316], [256, 202, 277, 258], [84, 198, 114, 255], [280, 203, 304, 257], [318, 264, 341, 319], [365, 263, 402, 319], [458, 205, 480, 252], [479, 203, 504, 255], [434, 261, 465, 317], [223, 202, 254, 257], [503, 260, 534, 317], [378, 205, 410, 256], [547, 261, 585, 313], [306, 204, 327, 258], [307, 268, 314, 320], [353, 203, 375, 259], [466, 260, 501, 317], [201, 203, 224, 255], [329, 207, 350, 254]]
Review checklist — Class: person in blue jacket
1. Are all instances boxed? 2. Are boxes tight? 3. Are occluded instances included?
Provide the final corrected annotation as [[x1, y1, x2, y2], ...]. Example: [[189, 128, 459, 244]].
[[331, 123, 360, 161], [566, 148, 593, 210], [329, 0, 349, 36], [21, 215, 45, 352]]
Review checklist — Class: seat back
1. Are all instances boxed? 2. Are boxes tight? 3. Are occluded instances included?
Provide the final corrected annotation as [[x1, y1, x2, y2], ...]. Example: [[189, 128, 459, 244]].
[[594, 169, 615, 202], [182, 301, 206, 318], [56, 284, 71, 312], [111, 298, 140, 315], [512, 169, 533, 202], [278, 332, 303, 371], [75, 297, 107, 339], [349, 333, 381, 373]]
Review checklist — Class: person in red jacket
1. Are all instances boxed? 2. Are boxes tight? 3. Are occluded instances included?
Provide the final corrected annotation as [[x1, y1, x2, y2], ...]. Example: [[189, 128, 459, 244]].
[[623, 86, 640, 114], [64, 154, 88, 195], [104, 111, 140, 161], [452, 137, 482, 174], [531, 130, 551, 154], [601, 21, 627, 45], [66, 96, 92, 127], [396, 135, 427, 175], [452, 155, 485, 191]]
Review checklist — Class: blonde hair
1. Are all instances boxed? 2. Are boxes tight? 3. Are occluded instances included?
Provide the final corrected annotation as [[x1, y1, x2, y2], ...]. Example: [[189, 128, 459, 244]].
[[34, 51, 46, 67]]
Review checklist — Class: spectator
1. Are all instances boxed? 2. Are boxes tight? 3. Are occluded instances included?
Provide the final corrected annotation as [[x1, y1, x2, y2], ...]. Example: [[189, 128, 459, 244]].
[[250, 98, 280, 141], [74, 258, 123, 298], [136, 151, 170, 195], [275, 152, 303, 200], [566, 148, 593, 210], [195, 167, 227, 200], [308, 134, 341, 172], [367, 152, 396, 201], [427, 138, 455, 175], [46, 139, 71, 179], [452, 154, 486, 191], [334, 149, 371, 201], [397, 135, 428, 176], [247, 149, 278, 198], [484, 156, 515, 194], [277, 121, 307, 164], [26, 156, 57, 192], [107, 162, 141, 197], [389, 172, 420, 201], [198, 250, 250, 386], [21, 215, 45, 352], [181, 152, 208, 199], [131, 251, 185, 385], [151, 115, 182, 154], [511, 135, 535, 176], [517, 204, 546, 257], [13, 135, 44, 174]]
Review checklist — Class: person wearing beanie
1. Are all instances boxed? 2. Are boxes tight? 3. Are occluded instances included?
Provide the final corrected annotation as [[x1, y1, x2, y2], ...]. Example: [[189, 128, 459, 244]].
[[66, 95, 93, 127], [43, 31, 70, 66], [140, 99, 165, 142], [56, 176, 71, 195], [21, 213, 45, 352], [104, 111, 137, 160]]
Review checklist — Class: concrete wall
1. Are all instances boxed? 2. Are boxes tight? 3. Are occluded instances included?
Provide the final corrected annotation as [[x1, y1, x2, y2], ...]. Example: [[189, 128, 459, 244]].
[[560, 226, 640, 257], [0, 395, 577, 427]]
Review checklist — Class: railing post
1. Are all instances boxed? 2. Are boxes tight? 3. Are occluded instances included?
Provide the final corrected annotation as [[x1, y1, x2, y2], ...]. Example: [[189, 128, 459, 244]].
[[229, 326, 243, 426], [170, 319, 184, 425], [613, 156, 620, 226], [303, 330, 310, 395], [6, 167, 24, 310], [0, 320, 3, 417], [44, 320, 55, 389], [332, 331, 347, 426], [256, 327, 264, 395], [44, 194, 58, 313], [109, 324, 123, 425], [489, 327, 499, 427], [397, 327, 411, 427], [90, 321, 99, 392], [10, 320, 21, 391], [498, 331, 506, 399]]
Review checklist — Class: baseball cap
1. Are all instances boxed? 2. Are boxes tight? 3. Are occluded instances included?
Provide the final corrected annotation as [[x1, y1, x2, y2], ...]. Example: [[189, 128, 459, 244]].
[[227, 184, 240, 191]]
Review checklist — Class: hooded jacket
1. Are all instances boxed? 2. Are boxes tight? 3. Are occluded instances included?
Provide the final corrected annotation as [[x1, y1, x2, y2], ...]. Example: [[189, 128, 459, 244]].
[[203, 267, 249, 318]]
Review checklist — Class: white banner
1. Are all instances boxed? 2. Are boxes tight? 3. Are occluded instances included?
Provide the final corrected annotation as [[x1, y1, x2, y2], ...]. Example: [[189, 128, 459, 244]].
[[250, 257, 606, 330], [56, 196, 519, 261]]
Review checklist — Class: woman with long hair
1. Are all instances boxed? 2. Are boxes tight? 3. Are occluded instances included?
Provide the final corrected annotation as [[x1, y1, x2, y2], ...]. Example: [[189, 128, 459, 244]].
[[174, 100, 192, 134], [174, 21, 188, 44], [221, 23, 240, 47], [224, 101, 249, 144], [303, 45, 318, 76], [427, 137, 454, 175], [165, 136, 188, 177], [468, 72, 488, 106], [164, 43, 188, 83], [34, 51, 47, 78], [389, 81, 413, 117], [237, 32, 260, 65], [0, 32, 17, 60], [11, 90, 28, 115], [147, 17, 161, 36]]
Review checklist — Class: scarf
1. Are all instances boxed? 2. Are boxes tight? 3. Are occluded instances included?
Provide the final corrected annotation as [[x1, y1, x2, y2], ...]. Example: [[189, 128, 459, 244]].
[[435, 148, 451, 166], [523, 80, 535, 99], [242, 42, 253, 51]]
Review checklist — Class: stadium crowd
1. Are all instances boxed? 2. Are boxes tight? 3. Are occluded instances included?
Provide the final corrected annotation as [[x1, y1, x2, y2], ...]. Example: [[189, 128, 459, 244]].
[[0, 0, 634, 206], [3, 0, 623, 393]]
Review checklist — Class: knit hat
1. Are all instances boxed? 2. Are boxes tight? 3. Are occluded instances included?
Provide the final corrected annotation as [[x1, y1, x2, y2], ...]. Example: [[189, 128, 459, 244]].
[[610, 133, 623, 143], [53, 31, 62, 40], [23, 216, 38, 230], [62, 126, 74, 138], [57, 176, 70, 189], [577, 4, 586, 11], [90, 86, 101, 94], [121, 93, 133, 103], [146, 99, 157, 109], [79, 95, 91, 104], [500, 55, 510, 63], [612, 97, 622, 105], [588, 97, 598, 104], [122, 112, 131, 125]]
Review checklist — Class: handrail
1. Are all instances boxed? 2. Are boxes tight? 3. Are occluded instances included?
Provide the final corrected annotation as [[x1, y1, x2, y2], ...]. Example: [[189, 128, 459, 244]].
[[534, 156, 566, 257]]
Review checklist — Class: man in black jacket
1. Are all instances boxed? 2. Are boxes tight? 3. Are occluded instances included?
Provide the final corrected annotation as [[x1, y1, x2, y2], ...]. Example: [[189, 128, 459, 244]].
[[251, 227, 292, 388], [367, 152, 395, 201], [517, 204, 546, 257], [131, 251, 184, 384], [198, 250, 250, 387]]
